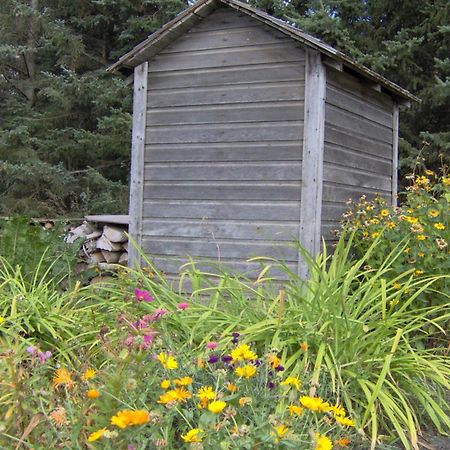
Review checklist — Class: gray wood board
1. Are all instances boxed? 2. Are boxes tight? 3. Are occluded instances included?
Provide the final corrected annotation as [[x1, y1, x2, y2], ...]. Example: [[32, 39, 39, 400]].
[[144, 142, 304, 163], [144, 161, 302, 181], [142, 200, 301, 221], [322, 182, 391, 203], [148, 43, 305, 72], [147, 81, 305, 108], [148, 63, 305, 90], [143, 182, 302, 201], [325, 126, 393, 159], [325, 104, 392, 145], [147, 101, 304, 125], [324, 143, 391, 175], [322, 163, 392, 191], [141, 219, 299, 241], [146, 121, 303, 144], [141, 236, 300, 261]]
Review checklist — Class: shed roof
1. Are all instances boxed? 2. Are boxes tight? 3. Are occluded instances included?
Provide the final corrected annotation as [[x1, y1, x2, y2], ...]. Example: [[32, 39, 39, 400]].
[[107, 0, 419, 103]]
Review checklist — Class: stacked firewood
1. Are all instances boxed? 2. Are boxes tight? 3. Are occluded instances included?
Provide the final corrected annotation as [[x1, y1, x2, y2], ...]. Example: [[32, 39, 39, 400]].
[[66, 221, 129, 271]]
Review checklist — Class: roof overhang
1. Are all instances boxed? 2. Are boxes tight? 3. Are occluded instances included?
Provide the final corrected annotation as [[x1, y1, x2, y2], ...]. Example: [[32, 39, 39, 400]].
[[107, 0, 419, 104]]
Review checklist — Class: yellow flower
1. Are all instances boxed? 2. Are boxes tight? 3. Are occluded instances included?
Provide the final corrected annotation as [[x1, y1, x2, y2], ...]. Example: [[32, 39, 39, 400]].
[[158, 388, 191, 405], [418, 252, 425, 258], [300, 396, 330, 412], [371, 232, 380, 239], [110, 410, 150, 429], [369, 218, 380, 224], [197, 357, 205, 369], [442, 177, 450, 186], [300, 341, 308, 352], [0, 316, 4, 325], [428, 209, 440, 218], [160, 379, 170, 389], [414, 269, 424, 276], [174, 376, 193, 386], [315, 433, 333, 450], [387, 221, 396, 229], [272, 424, 289, 442], [81, 368, 96, 382], [329, 404, 346, 417], [238, 397, 252, 407], [226, 383, 237, 392], [366, 205, 374, 211], [280, 376, 301, 390], [393, 282, 402, 290], [87, 389, 100, 399], [425, 170, 434, 176], [403, 216, 418, 224], [362, 230, 369, 238], [404, 247, 411, 254], [335, 415, 355, 427], [434, 223, 445, 230], [230, 344, 257, 362], [267, 353, 281, 368], [157, 353, 178, 370], [235, 364, 257, 379], [380, 209, 389, 217], [181, 428, 204, 443], [208, 400, 227, 414], [410, 223, 424, 233], [87, 428, 107, 442], [197, 386, 216, 401], [288, 404, 303, 416], [415, 176, 429, 186], [53, 368, 75, 389], [417, 234, 427, 241]]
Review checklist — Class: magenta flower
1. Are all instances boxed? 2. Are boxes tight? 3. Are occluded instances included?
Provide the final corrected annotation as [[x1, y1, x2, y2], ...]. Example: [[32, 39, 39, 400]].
[[207, 341, 218, 350], [177, 302, 189, 310], [134, 288, 153, 303]]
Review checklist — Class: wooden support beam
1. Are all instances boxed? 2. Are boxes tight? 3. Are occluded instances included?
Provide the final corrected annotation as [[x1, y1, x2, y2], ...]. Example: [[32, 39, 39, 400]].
[[392, 104, 399, 207], [322, 55, 343, 72], [128, 61, 148, 268], [298, 50, 326, 279]]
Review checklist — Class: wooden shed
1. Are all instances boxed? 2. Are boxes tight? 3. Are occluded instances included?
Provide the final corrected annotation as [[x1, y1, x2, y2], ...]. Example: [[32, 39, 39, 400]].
[[108, 0, 418, 277]]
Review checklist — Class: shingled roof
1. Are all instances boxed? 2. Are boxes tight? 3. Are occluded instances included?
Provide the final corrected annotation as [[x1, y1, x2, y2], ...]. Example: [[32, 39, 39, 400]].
[[107, 0, 419, 103]]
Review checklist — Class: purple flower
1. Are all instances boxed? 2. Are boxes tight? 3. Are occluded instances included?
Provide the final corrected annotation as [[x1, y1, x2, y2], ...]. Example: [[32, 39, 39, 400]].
[[267, 381, 275, 389], [38, 351, 52, 364], [231, 332, 240, 343], [208, 354, 220, 364], [26, 346, 37, 355], [275, 364, 285, 372], [222, 355, 233, 364], [134, 288, 153, 303], [254, 359, 262, 367]]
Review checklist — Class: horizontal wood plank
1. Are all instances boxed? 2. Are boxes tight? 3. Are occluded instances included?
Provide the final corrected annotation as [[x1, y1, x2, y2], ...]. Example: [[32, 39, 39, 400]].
[[147, 101, 304, 125], [322, 182, 391, 203], [148, 63, 305, 90], [143, 182, 302, 201], [144, 142, 303, 163], [141, 219, 299, 241], [149, 43, 305, 72], [147, 81, 305, 107], [144, 162, 302, 181], [142, 237, 299, 261], [146, 121, 303, 144], [326, 104, 393, 145], [143, 200, 301, 221]]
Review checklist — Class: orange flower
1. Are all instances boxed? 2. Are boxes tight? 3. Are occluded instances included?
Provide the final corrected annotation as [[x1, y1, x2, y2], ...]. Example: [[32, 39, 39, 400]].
[[111, 410, 149, 429], [300, 341, 308, 352], [53, 368, 75, 389], [335, 437, 351, 447], [87, 389, 100, 399], [81, 368, 96, 381], [49, 407, 69, 427]]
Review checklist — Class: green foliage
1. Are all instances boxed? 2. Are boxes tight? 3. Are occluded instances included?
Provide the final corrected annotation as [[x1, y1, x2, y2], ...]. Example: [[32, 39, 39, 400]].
[[342, 170, 450, 309]]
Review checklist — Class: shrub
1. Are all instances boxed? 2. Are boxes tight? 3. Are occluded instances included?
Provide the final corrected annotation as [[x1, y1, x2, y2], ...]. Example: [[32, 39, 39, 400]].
[[341, 170, 449, 309]]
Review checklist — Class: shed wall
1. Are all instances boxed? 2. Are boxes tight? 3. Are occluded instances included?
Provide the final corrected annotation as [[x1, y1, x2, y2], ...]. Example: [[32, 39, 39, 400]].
[[142, 7, 306, 276], [322, 68, 394, 242]]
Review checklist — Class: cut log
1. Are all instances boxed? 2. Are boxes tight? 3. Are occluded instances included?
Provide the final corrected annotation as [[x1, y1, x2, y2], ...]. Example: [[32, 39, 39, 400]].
[[122, 241, 129, 252], [82, 239, 98, 253], [96, 235, 123, 252], [87, 251, 106, 264], [101, 250, 122, 264], [70, 222, 95, 237], [118, 252, 129, 265], [103, 224, 128, 243], [85, 230, 102, 240], [97, 263, 119, 272]]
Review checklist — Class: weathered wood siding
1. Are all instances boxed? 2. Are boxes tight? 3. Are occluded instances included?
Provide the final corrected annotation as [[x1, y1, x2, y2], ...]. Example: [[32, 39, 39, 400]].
[[322, 68, 394, 241], [142, 6, 306, 276]]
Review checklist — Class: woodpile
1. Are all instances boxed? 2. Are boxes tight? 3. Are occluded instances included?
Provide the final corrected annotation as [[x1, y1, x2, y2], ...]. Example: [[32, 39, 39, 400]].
[[66, 218, 129, 276]]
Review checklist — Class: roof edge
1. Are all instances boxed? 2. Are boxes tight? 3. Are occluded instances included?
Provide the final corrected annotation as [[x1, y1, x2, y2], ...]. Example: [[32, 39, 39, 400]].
[[107, 0, 419, 103]]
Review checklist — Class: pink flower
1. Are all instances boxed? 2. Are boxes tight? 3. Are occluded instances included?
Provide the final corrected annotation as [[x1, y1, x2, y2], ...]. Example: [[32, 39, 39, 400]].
[[207, 341, 218, 350], [144, 309, 167, 322], [134, 288, 153, 303], [141, 333, 156, 349], [26, 346, 37, 355], [177, 302, 189, 310], [123, 335, 135, 347]]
